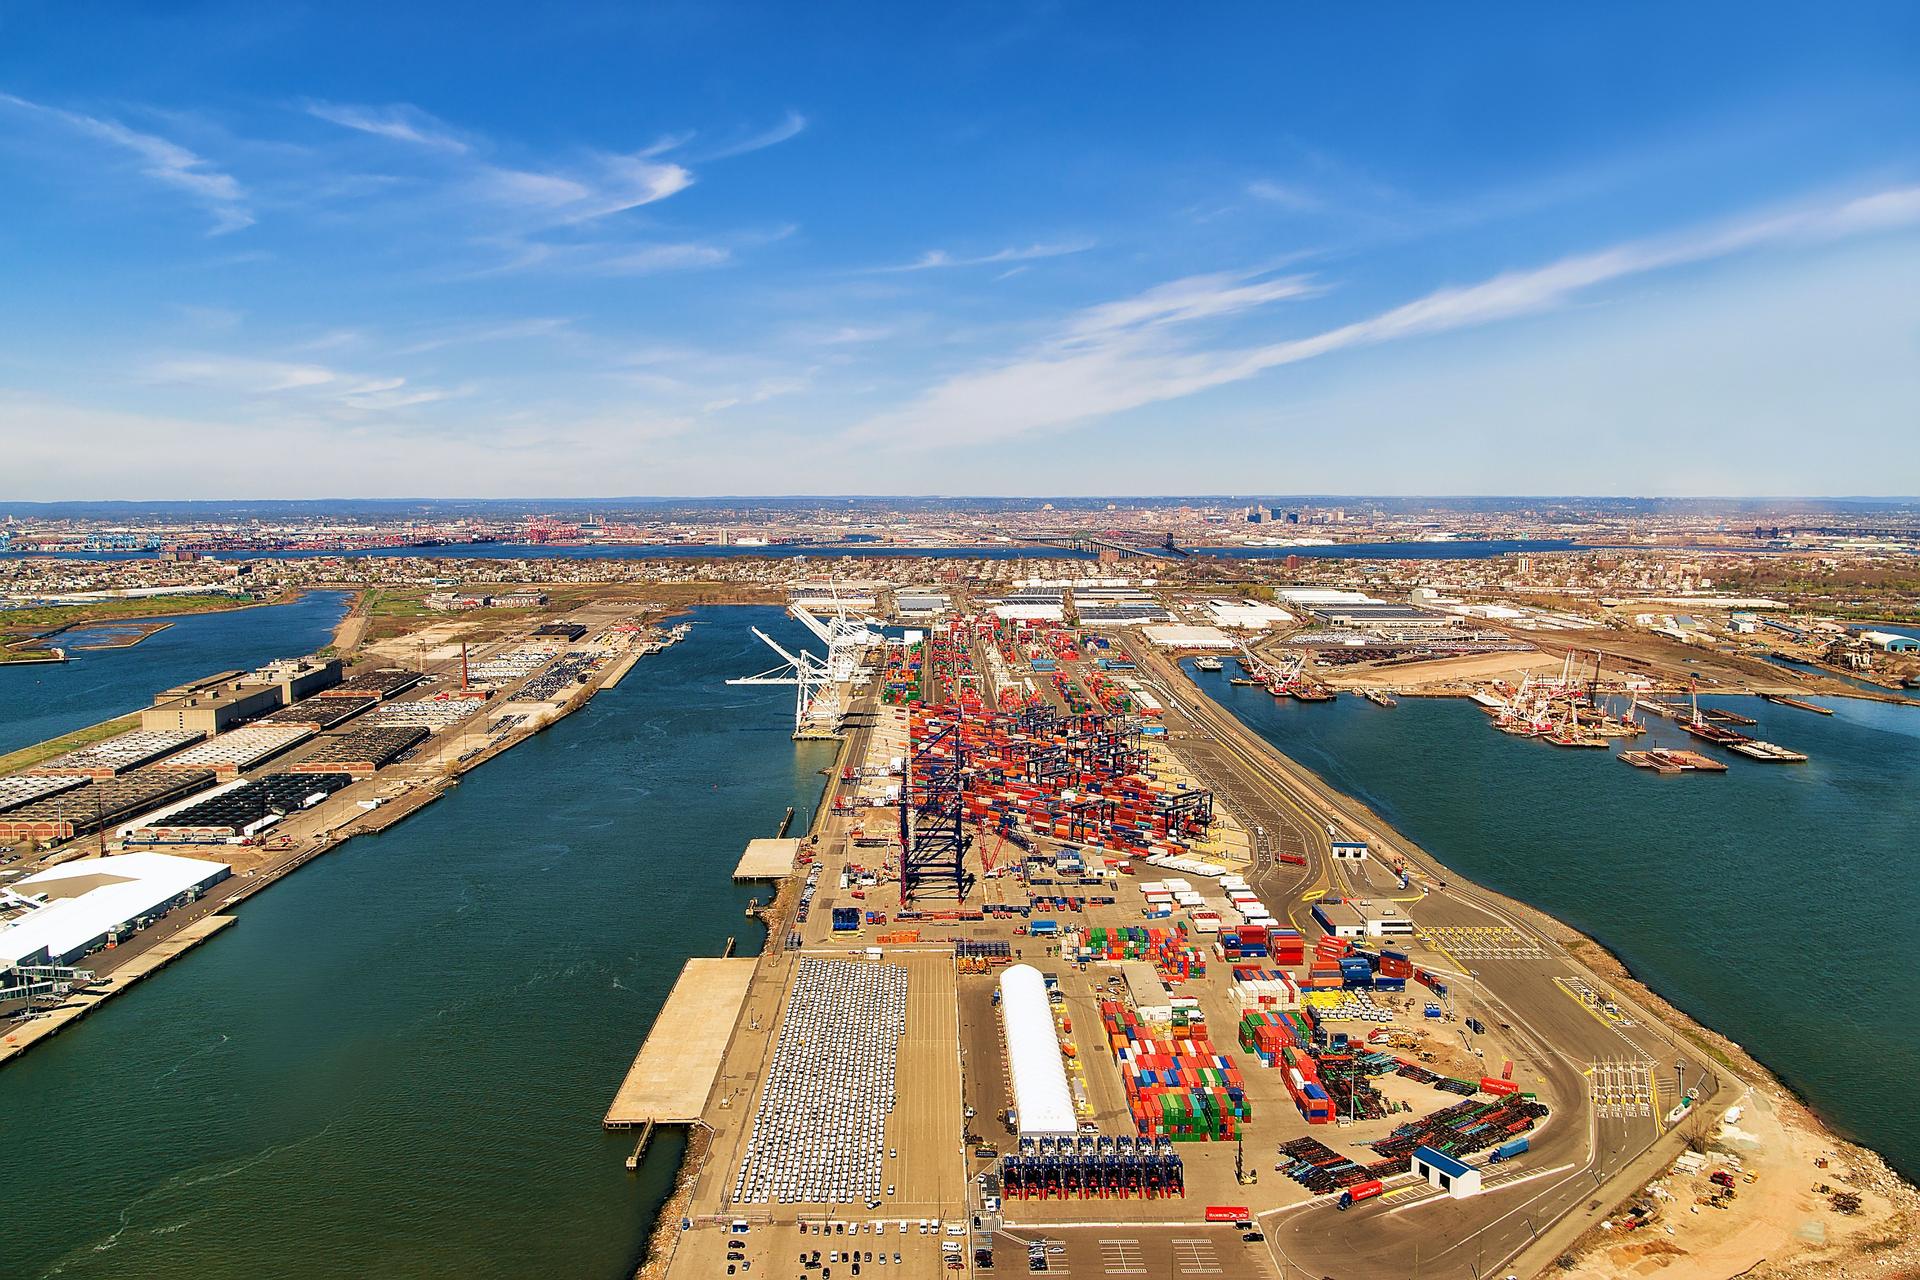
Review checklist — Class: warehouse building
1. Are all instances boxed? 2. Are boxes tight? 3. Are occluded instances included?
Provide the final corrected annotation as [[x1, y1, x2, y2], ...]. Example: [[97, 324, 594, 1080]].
[[998, 964, 1078, 1138], [1412, 1145, 1482, 1198], [123, 773, 355, 843], [144, 725, 314, 781], [288, 726, 427, 777], [0, 851, 230, 967], [253, 696, 378, 730], [317, 669, 424, 701], [141, 678, 286, 735], [0, 770, 218, 843], [0, 774, 91, 815], [247, 656, 344, 701], [23, 729, 204, 778]]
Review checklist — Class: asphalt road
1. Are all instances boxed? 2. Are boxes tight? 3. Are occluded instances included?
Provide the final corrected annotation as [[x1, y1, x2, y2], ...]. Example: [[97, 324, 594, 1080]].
[[1122, 642, 1723, 1280]]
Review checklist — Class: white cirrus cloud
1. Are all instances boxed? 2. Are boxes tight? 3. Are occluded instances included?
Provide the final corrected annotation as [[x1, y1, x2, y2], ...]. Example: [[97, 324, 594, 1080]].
[[0, 91, 252, 233], [305, 100, 471, 152], [705, 109, 808, 160], [880, 240, 1094, 272], [846, 185, 1920, 448]]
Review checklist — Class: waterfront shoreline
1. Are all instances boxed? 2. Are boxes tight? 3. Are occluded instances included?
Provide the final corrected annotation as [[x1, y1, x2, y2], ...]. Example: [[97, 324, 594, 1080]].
[[1169, 665, 1920, 1275]]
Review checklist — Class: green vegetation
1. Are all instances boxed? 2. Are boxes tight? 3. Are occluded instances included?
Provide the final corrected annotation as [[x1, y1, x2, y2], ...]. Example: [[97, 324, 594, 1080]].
[[0, 592, 266, 632], [0, 713, 142, 774]]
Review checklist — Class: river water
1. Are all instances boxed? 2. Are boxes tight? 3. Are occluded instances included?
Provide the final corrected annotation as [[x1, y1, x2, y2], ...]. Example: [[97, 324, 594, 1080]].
[[1185, 664, 1920, 1183], [0, 605, 835, 1279], [0, 591, 355, 758]]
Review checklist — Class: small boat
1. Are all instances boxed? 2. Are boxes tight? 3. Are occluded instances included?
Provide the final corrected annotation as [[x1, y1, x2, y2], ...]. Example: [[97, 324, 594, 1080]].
[[1759, 693, 1834, 716], [1621, 748, 1727, 774], [1360, 688, 1397, 708], [1728, 739, 1808, 762], [1193, 656, 1224, 672]]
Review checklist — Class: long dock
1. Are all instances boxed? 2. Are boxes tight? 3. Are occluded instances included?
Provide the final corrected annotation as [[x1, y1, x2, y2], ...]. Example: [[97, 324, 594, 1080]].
[[0, 915, 237, 1068], [733, 837, 800, 881], [603, 956, 758, 1128]]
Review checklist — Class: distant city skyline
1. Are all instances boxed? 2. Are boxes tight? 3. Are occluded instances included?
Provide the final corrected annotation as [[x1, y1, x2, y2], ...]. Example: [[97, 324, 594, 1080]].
[[3, 3, 1918, 498]]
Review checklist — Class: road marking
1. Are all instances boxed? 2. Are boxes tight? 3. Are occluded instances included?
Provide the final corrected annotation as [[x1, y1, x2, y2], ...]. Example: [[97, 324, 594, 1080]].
[[1098, 1238, 1144, 1275], [1171, 1237, 1222, 1274]]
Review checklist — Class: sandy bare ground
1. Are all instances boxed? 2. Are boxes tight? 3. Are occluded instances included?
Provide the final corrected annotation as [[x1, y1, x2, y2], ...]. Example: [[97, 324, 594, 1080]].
[[1557, 1086, 1918, 1280], [1323, 649, 1567, 688]]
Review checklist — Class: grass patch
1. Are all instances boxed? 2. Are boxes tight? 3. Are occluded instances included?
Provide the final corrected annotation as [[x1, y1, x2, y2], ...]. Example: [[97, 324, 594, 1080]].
[[0, 593, 262, 632], [0, 713, 142, 775]]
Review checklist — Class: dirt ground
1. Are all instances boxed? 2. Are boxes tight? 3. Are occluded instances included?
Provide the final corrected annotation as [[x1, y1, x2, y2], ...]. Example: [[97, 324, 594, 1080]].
[[1558, 1087, 1919, 1280], [1323, 649, 1568, 689]]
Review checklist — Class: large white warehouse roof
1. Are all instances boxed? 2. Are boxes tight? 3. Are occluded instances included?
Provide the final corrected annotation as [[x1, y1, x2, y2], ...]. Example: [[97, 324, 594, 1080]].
[[998, 963, 1077, 1138], [0, 851, 229, 967]]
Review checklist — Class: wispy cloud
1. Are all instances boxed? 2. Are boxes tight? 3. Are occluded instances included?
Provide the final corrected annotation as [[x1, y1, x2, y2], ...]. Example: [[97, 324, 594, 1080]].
[[391, 317, 573, 355], [145, 353, 455, 414], [1246, 179, 1324, 212], [847, 185, 1920, 448], [0, 91, 251, 233], [879, 240, 1093, 272], [305, 100, 471, 153], [705, 109, 808, 160]]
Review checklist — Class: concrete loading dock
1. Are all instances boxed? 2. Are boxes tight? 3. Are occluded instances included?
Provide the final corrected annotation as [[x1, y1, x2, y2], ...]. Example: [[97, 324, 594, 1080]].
[[733, 837, 800, 880], [604, 956, 757, 1127]]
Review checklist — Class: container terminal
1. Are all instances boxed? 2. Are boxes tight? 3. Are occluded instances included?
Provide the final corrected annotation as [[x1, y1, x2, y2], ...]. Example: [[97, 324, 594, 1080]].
[[0, 608, 694, 1063], [609, 596, 1741, 1280]]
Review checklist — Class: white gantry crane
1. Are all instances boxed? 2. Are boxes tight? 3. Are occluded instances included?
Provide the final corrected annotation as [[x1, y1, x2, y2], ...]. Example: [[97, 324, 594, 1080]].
[[729, 626, 839, 739], [730, 587, 884, 739]]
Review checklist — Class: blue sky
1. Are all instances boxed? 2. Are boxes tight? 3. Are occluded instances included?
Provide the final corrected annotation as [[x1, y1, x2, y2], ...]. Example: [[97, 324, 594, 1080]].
[[2, 2, 1917, 498]]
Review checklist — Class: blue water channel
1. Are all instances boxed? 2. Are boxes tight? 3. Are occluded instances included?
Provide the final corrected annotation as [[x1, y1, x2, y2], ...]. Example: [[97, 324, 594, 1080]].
[[0, 592, 355, 758], [1185, 663, 1920, 1182], [0, 605, 835, 1278]]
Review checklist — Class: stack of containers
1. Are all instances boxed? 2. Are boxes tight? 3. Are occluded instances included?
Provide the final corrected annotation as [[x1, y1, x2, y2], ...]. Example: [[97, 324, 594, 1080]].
[[1101, 1000, 1251, 1141], [1229, 966, 1301, 1010], [1376, 948, 1413, 993], [1340, 953, 1377, 989], [1279, 1042, 1334, 1124], [1267, 927, 1306, 967]]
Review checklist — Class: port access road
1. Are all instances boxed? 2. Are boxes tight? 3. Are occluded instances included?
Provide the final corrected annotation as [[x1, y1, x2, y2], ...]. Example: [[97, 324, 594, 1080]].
[[1124, 639, 1728, 1280]]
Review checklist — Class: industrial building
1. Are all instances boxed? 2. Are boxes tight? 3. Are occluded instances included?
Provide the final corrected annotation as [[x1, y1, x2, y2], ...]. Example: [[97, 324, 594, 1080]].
[[0, 851, 230, 967], [0, 774, 91, 814], [288, 726, 427, 777], [253, 695, 378, 730], [246, 656, 344, 702], [317, 669, 424, 701], [998, 963, 1078, 1138], [1412, 1144, 1483, 1198], [895, 589, 951, 617], [123, 773, 355, 843], [23, 729, 204, 778], [0, 770, 217, 843], [144, 724, 314, 781], [141, 678, 286, 735]]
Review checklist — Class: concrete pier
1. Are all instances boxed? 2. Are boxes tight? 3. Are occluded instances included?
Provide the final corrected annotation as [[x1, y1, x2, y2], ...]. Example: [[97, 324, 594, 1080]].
[[603, 956, 757, 1128], [732, 837, 800, 881]]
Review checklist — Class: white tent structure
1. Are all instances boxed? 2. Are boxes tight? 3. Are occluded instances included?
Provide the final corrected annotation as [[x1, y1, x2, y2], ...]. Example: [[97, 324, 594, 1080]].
[[998, 964, 1077, 1138]]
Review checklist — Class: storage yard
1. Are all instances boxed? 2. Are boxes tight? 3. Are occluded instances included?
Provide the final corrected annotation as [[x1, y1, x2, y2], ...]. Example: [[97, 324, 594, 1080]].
[[636, 597, 1743, 1280]]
